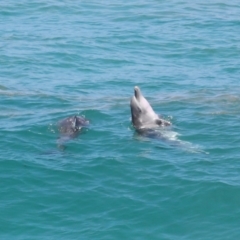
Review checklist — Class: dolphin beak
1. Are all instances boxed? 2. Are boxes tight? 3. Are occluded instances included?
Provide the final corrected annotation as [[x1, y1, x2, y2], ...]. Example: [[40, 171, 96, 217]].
[[134, 86, 141, 100]]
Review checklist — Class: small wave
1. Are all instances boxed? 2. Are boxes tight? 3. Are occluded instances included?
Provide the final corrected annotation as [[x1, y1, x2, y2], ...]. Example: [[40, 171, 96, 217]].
[[136, 127, 207, 154]]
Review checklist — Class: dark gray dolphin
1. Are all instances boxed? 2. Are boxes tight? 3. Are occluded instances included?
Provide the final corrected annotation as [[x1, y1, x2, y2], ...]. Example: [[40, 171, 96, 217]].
[[130, 86, 171, 130], [57, 115, 89, 147]]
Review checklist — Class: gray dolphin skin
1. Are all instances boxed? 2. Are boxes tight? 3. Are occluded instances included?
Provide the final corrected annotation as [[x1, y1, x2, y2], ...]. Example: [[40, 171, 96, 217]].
[[130, 86, 171, 130], [57, 116, 89, 145]]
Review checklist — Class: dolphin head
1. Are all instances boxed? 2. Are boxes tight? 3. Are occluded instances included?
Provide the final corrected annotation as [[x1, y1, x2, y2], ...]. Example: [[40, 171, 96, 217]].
[[130, 86, 158, 129], [130, 86, 171, 129]]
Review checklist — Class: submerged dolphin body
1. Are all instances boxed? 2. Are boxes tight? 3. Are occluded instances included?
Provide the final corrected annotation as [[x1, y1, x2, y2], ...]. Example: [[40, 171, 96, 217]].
[[130, 86, 171, 131], [57, 115, 89, 147]]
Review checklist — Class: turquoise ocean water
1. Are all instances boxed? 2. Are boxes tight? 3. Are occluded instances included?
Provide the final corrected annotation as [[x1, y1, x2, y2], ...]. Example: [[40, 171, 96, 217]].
[[1, 1, 240, 239]]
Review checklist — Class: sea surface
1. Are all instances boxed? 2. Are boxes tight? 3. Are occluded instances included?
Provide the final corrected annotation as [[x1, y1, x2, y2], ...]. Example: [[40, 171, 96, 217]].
[[1, 1, 240, 239]]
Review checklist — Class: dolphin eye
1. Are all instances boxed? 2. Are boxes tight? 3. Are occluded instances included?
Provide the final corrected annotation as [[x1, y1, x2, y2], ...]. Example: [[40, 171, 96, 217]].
[[155, 119, 163, 125]]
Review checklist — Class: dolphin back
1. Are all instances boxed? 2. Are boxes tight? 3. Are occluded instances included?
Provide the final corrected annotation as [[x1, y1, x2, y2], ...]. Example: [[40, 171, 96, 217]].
[[58, 116, 89, 137]]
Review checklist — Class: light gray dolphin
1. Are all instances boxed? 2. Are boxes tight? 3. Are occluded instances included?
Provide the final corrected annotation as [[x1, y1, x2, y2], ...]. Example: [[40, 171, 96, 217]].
[[130, 87, 206, 153], [130, 86, 171, 130]]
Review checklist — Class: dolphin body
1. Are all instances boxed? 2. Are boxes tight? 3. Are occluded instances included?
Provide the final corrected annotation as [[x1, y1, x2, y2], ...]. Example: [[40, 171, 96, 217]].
[[130, 87, 206, 153], [57, 115, 89, 147], [130, 86, 171, 132]]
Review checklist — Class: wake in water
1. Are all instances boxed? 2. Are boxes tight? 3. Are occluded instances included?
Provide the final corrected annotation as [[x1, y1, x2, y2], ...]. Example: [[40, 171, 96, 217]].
[[134, 127, 207, 154]]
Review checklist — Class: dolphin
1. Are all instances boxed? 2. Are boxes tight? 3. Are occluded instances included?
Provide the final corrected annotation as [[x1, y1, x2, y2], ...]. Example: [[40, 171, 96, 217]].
[[57, 115, 89, 147], [129, 87, 206, 153], [130, 86, 171, 131]]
